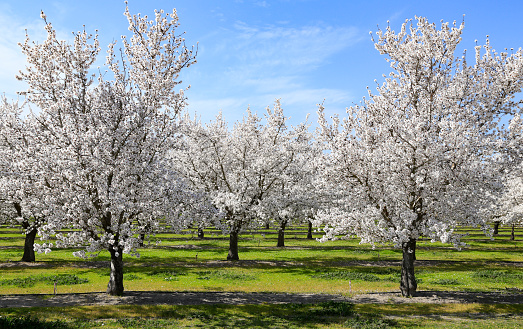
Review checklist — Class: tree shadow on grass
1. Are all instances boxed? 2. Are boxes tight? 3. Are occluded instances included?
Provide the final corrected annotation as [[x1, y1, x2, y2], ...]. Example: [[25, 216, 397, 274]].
[[125, 302, 393, 329]]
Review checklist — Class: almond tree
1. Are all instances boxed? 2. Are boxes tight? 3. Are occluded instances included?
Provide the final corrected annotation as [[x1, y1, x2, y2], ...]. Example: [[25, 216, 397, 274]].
[[493, 115, 523, 239], [496, 167, 523, 240], [257, 139, 319, 247], [176, 101, 310, 260], [15, 4, 197, 295], [316, 17, 523, 297], [0, 98, 46, 262]]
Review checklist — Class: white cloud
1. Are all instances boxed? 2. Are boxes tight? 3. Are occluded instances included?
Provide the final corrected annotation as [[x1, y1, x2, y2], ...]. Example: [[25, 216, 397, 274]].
[[186, 20, 361, 125], [186, 86, 352, 127], [230, 22, 361, 73], [255, 1, 269, 8], [202, 21, 363, 96]]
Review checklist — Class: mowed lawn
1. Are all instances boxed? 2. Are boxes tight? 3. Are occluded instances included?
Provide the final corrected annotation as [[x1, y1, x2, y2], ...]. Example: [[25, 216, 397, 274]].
[[0, 224, 522, 328]]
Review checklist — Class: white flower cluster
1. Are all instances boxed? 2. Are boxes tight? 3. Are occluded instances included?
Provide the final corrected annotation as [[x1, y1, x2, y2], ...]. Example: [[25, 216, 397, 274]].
[[173, 100, 315, 255], [315, 16, 523, 249], [1, 4, 198, 267]]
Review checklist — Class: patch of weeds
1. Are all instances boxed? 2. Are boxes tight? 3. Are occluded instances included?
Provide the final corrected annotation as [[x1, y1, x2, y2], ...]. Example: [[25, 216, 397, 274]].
[[186, 310, 213, 320], [352, 249, 374, 254], [124, 273, 141, 281], [0, 315, 71, 329], [344, 315, 396, 329], [311, 301, 355, 316], [472, 270, 523, 282], [115, 318, 172, 328], [97, 269, 110, 277], [0, 274, 88, 288], [312, 271, 381, 282], [383, 275, 399, 282], [147, 270, 184, 282], [195, 270, 256, 281], [431, 278, 462, 285], [369, 267, 400, 275]]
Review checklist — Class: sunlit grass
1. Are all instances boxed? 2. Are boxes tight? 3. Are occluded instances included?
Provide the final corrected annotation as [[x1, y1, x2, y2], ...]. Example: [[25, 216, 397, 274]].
[[0, 225, 521, 295], [0, 303, 521, 329], [0, 262, 521, 296], [0, 224, 521, 328]]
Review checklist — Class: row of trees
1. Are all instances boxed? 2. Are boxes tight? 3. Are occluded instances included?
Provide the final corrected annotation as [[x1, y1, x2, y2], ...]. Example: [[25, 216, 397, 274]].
[[1, 8, 523, 297]]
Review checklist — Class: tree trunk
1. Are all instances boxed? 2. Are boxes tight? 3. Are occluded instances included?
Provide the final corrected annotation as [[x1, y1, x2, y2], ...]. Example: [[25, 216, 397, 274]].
[[277, 220, 287, 247], [511, 223, 515, 241], [400, 239, 417, 297], [307, 220, 313, 239], [197, 227, 204, 239], [493, 221, 500, 235], [21, 227, 37, 262], [107, 247, 124, 296], [265, 222, 270, 230], [227, 231, 239, 260], [15, 202, 37, 263]]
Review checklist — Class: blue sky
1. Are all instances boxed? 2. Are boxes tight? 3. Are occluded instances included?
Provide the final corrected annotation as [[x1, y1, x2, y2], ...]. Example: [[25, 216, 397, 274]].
[[1, 0, 523, 125]]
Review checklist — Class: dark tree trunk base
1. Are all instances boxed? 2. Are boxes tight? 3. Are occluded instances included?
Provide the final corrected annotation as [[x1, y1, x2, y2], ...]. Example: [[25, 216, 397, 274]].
[[107, 247, 124, 296], [277, 220, 286, 247], [307, 221, 313, 239], [511, 224, 515, 241], [400, 239, 417, 297], [493, 221, 500, 235], [21, 228, 37, 262], [197, 228, 204, 239], [139, 233, 145, 247], [227, 231, 239, 261]]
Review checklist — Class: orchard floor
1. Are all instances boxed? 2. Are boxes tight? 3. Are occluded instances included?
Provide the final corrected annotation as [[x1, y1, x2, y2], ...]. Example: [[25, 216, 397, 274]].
[[1, 290, 522, 308], [1, 259, 522, 308]]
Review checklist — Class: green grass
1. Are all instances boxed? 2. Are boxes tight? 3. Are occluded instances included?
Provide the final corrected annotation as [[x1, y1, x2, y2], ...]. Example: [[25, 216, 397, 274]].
[[0, 303, 521, 328], [0, 224, 522, 328], [0, 225, 521, 295], [0, 262, 520, 295], [0, 274, 88, 288]]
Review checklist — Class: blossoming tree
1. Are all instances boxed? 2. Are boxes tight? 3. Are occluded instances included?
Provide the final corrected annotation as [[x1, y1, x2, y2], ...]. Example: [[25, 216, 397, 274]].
[[257, 139, 320, 247], [496, 168, 523, 240], [316, 17, 523, 297], [15, 4, 197, 295], [176, 101, 310, 259], [493, 115, 523, 239], [0, 98, 48, 262]]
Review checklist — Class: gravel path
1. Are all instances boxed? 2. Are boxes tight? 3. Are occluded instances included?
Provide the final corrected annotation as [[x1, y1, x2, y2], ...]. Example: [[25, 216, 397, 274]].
[[1, 290, 522, 308]]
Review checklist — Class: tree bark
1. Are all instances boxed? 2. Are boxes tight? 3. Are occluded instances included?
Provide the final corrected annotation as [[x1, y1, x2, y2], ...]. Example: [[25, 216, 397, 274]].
[[277, 220, 287, 247], [307, 220, 313, 239], [511, 223, 515, 241], [197, 227, 204, 239], [14, 202, 36, 262], [227, 230, 239, 260], [21, 227, 37, 262], [107, 246, 124, 296], [493, 221, 500, 235], [400, 239, 417, 297]]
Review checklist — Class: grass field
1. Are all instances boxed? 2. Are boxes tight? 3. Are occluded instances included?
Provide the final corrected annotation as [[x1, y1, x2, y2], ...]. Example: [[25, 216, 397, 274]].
[[0, 223, 522, 328]]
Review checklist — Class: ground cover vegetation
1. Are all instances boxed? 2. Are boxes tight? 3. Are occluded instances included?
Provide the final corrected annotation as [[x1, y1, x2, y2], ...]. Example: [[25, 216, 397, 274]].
[[0, 224, 522, 328], [0, 224, 521, 295], [0, 1, 523, 327], [0, 225, 523, 328]]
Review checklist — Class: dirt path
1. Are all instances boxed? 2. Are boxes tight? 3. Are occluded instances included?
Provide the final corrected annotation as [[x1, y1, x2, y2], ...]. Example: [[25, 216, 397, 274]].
[[1, 290, 522, 308]]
